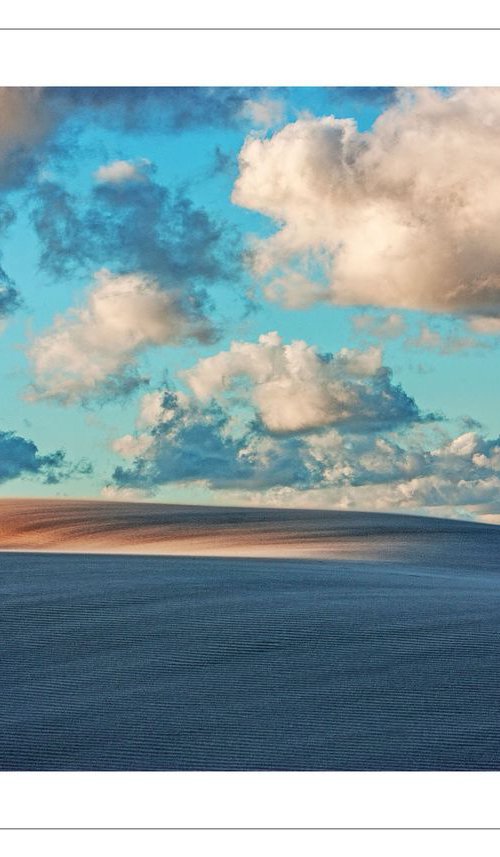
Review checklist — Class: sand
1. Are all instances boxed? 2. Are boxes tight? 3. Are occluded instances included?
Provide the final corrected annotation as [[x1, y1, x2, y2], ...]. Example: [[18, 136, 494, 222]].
[[0, 497, 491, 560]]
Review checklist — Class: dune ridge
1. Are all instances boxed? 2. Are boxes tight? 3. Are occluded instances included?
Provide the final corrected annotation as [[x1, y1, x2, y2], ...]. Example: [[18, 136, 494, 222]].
[[0, 497, 493, 560]]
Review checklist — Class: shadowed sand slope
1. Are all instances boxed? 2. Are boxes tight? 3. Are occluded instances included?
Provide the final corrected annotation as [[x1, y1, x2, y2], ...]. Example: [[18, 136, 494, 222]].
[[0, 498, 497, 559]]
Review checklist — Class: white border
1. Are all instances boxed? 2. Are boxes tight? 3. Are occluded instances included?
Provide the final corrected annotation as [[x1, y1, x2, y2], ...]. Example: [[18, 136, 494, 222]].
[[1, 27, 500, 830], [0, 30, 500, 86], [2, 830, 500, 857], [1, 1, 500, 30], [1, 772, 500, 828]]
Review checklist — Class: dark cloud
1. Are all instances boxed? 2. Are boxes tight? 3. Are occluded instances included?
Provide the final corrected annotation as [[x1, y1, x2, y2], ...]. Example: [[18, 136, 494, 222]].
[[327, 87, 398, 107], [46, 87, 265, 132], [210, 146, 237, 178], [28, 169, 243, 366], [0, 272, 21, 319], [112, 392, 318, 492], [30, 171, 239, 342], [326, 365, 430, 434], [0, 87, 269, 192], [0, 201, 15, 233], [110, 380, 431, 496], [0, 429, 91, 484], [460, 415, 483, 431], [32, 174, 236, 282], [0, 202, 21, 318], [112, 393, 500, 517]]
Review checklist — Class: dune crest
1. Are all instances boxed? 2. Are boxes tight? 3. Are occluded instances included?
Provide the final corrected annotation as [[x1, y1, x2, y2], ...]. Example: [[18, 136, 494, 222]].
[[0, 497, 492, 560]]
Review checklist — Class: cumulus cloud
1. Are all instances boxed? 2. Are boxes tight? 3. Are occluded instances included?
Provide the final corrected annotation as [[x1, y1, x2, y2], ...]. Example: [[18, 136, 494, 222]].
[[107, 330, 500, 520], [27, 270, 214, 405], [328, 428, 500, 518], [27, 165, 239, 393], [184, 331, 426, 434], [111, 433, 155, 459], [235, 429, 500, 521], [233, 88, 500, 319], [0, 428, 90, 484], [112, 390, 317, 492], [109, 383, 500, 521]]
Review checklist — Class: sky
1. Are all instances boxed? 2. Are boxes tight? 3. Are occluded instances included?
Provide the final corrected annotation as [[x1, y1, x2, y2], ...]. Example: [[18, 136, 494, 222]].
[[1, 85, 500, 522]]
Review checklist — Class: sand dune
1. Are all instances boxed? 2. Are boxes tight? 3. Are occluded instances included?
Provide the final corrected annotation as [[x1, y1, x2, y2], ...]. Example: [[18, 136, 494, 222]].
[[0, 497, 492, 560]]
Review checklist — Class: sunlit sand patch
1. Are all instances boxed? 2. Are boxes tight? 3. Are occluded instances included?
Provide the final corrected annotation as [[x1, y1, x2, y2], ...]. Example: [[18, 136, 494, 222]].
[[0, 497, 490, 562]]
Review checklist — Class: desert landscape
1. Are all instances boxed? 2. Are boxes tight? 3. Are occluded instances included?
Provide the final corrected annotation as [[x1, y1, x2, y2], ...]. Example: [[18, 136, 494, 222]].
[[0, 497, 492, 559]]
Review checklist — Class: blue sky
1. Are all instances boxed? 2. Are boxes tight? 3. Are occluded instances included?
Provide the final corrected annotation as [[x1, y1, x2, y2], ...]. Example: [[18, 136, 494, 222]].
[[1, 86, 500, 521]]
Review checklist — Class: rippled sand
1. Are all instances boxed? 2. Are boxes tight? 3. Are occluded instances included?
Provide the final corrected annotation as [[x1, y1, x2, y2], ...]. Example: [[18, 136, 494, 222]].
[[0, 497, 493, 560], [1, 499, 500, 770]]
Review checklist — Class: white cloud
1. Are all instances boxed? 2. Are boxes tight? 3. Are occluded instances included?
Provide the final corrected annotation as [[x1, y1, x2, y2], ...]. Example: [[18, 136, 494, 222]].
[[111, 433, 154, 459], [27, 269, 213, 404], [136, 389, 190, 428], [110, 373, 500, 521], [468, 316, 500, 335], [209, 427, 500, 521], [262, 268, 332, 309], [136, 391, 168, 428], [353, 313, 406, 340], [93, 159, 151, 184], [184, 331, 420, 434], [233, 88, 500, 319], [101, 485, 152, 501], [406, 324, 484, 354], [240, 97, 285, 131]]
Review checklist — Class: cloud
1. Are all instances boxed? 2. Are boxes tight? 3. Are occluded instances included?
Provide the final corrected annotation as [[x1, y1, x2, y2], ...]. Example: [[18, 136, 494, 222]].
[[113, 390, 315, 490], [0, 87, 269, 191], [323, 428, 500, 518], [111, 433, 154, 459], [28, 166, 238, 378], [406, 324, 486, 354], [0, 428, 90, 484], [93, 158, 151, 184], [184, 331, 427, 434], [353, 313, 406, 340], [0, 202, 21, 321], [47, 87, 268, 133], [112, 390, 317, 492], [327, 87, 399, 108], [109, 383, 500, 521], [0, 88, 60, 190], [239, 429, 500, 521], [31, 170, 236, 288], [262, 268, 332, 309], [233, 88, 500, 319], [100, 485, 151, 501], [0, 275, 21, 320], [240, 97, 286, 131], [27, 270, 214, 405], [105, 333, 498, 521], [468, 316, 500, 335]]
